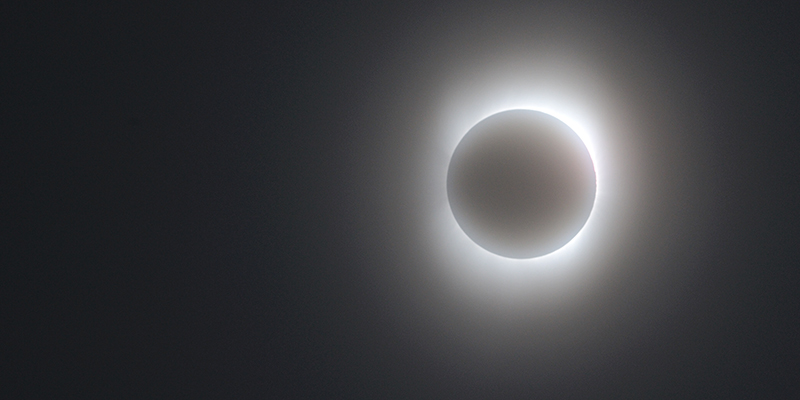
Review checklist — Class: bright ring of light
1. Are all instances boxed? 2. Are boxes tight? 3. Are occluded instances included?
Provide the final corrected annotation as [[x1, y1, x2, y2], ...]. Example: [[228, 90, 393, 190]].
[[441, 106, 599, 261], [417, 62, 640, 300]]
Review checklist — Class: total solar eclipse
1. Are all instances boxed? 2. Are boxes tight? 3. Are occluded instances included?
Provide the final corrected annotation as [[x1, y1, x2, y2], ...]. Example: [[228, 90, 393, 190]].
[[446, 109, 596, 259]]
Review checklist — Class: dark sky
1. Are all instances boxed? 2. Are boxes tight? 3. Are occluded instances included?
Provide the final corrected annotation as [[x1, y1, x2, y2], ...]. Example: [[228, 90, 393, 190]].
[[6, 1, 799, 398]]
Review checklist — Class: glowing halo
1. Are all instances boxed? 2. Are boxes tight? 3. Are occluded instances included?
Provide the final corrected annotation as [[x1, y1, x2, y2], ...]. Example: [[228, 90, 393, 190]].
[[433, 104, 602, 265], [416, 63, 642, 301], [338, 6, 715, 365]]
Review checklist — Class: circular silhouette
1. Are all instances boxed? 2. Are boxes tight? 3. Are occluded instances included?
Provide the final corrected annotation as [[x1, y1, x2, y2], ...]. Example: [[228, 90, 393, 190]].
[[447, 110, 596, 259]]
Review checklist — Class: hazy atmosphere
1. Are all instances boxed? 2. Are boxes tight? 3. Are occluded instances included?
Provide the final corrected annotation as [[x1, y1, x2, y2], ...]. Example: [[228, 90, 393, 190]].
[[6, 1, 800, 398]]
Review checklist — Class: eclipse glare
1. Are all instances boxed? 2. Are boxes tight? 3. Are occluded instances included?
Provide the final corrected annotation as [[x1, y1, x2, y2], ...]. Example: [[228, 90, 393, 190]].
[[446, 110, 597, 259]]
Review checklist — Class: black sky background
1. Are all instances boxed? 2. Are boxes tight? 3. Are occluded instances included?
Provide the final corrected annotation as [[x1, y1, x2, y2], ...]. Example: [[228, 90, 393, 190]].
[[5, 1, 800, 398]]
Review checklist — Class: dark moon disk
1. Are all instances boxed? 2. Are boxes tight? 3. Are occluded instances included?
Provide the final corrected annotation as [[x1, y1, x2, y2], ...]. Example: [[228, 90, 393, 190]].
[[447, 110, 597, 259]]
